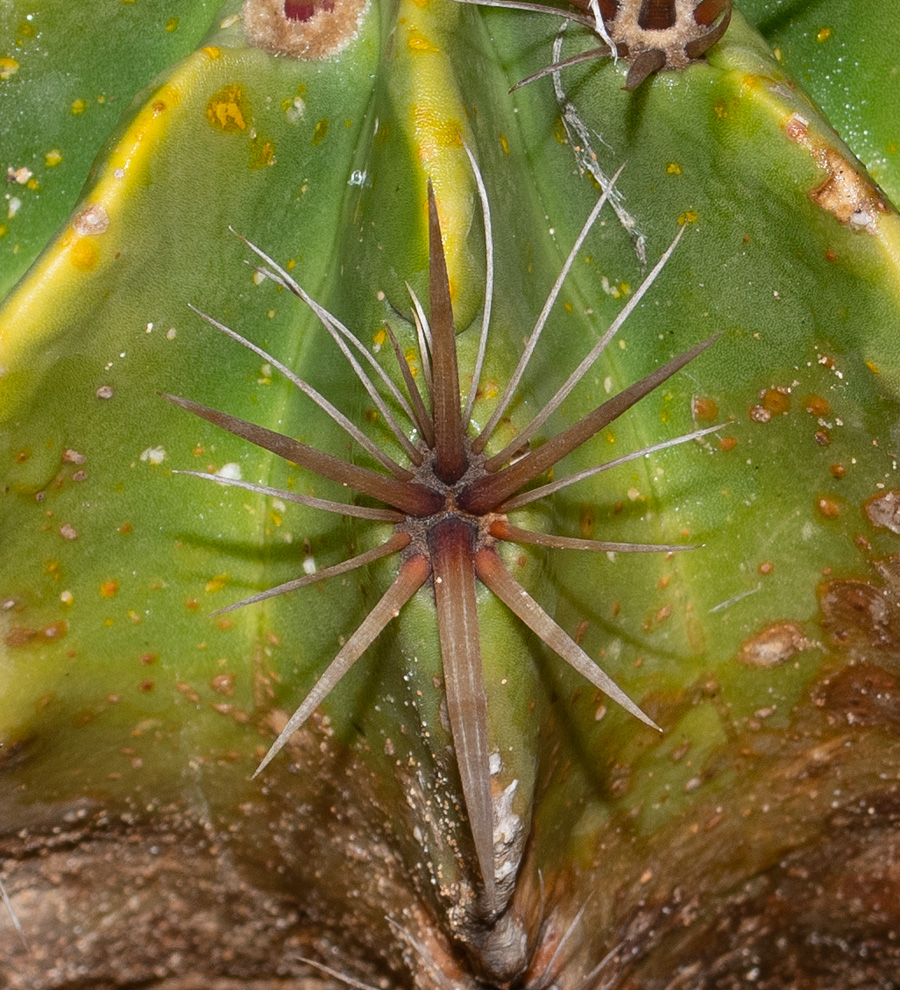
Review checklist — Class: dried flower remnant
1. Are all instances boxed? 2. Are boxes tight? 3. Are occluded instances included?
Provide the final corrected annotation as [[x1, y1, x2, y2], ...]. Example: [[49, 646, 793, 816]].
[[451, 0, 732, 91], [164, 154, 718, 911]]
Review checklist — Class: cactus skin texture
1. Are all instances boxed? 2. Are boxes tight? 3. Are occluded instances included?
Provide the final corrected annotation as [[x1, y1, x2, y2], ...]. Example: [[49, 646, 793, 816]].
[[3, 0, 900, 987]]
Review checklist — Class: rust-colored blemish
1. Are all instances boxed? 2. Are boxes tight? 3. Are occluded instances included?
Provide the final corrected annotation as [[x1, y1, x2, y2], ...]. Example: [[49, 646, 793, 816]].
[[580, 505, 595, 539], [210, 672, 236, 697], [718, 436, 737, 452], [784, 112, 809, 143], [802, 394, 830, 417], [865, 490, 900, 534], [139, 652, 158, 666], [809, 148, 888, 234], [816, 496, 840, 519], [819, 572, 898, 650], [4, 626, 39, 647], [814, 663, 900, 732], [784, 112, 890, 233], [99, 579, 119, 598], [736, 621, 812, 668], [13, 620, 71, 646], [692, 396, 718, 422], [176, 681, 201, 703], [762, 389, 791, 415]]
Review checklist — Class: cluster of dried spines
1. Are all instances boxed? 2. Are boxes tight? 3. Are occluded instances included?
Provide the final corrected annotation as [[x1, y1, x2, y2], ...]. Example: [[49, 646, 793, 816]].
[[454, 0, 732, 91], [164, 154, 718, 914]]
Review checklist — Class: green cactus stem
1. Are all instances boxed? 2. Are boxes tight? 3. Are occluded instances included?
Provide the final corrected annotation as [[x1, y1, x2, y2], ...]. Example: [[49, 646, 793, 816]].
[[4, 0, 900, 986]]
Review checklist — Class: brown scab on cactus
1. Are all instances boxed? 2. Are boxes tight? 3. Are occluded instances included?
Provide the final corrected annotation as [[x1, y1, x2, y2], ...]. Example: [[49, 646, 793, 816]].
[[243, 0, 369, 59]]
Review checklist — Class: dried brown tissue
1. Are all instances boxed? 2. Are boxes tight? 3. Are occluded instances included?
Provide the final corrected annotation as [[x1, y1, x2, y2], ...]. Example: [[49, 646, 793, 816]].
[[783, 112, 889, 234]]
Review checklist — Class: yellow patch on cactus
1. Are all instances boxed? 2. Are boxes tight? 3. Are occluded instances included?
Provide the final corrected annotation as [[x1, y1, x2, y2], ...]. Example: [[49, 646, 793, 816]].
[[69, 238, 99, 272], [407, 28, 438, 53], [206, 84, 248, 132]]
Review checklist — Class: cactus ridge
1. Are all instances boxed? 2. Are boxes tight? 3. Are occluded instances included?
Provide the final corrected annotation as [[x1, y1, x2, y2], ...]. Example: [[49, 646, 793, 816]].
[[165, 156, 714, 913]]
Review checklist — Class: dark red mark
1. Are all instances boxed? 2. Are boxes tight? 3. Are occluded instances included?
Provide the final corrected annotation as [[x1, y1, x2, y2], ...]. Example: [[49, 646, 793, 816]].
[[284, 0, 334, 20]]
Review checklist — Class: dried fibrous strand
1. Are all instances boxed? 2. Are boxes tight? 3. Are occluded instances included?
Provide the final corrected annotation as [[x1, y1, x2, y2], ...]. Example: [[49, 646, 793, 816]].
[[1, 874, 27, 950], [296, 956, 381, 990], [510, 47, 612, 94], [253, 553, 431, 777]]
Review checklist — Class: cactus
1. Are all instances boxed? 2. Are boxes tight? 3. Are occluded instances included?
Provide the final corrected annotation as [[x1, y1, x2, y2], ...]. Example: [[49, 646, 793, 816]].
[[3, 1, 900, 986]]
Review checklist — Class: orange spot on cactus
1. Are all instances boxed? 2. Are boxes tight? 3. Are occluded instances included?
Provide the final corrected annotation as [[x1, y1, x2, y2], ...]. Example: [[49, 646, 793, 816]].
[[100, 579, 119, 598], [802, 393, 830, 416], [762, 389, 790, 414], [816, 496, 840, 519], [692, 396, 718, 421]]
